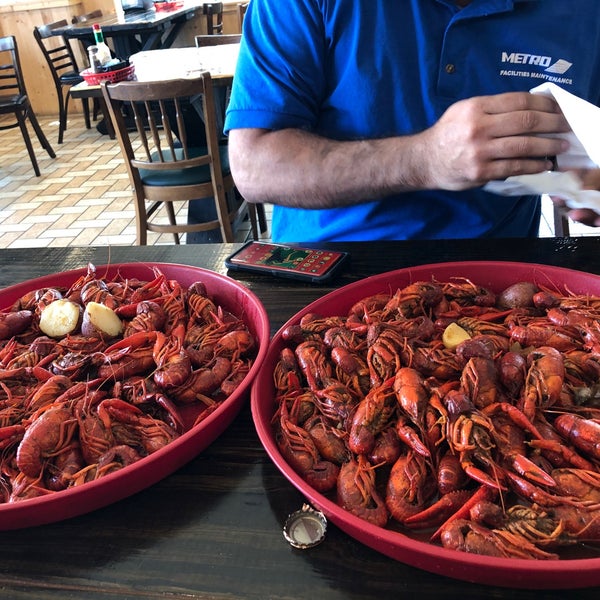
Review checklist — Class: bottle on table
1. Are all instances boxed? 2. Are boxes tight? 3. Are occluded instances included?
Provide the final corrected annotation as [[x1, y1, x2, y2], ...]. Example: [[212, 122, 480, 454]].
[[87, 45, 101, 73], [92, 23, 112, 66]]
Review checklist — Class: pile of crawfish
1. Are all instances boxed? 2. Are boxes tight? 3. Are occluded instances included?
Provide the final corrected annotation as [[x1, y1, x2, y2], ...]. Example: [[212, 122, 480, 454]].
[[272, 277, 600, 560], [0, 263, 256, 502]]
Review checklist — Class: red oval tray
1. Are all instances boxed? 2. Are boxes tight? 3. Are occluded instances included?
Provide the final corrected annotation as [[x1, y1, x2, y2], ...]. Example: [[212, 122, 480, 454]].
[[0, 262, 270, 530], [251, 261, 600, 589]]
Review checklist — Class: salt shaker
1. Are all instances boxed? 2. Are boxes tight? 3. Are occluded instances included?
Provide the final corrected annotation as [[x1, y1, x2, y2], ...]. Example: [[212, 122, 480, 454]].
[[88, 45, 101, 73]]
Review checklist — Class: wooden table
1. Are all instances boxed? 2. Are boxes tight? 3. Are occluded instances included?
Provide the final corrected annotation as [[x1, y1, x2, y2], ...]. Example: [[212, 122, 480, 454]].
[[69, 44, 239, 138], [51, 3, 202, 61], [2, 239, 600, 599]]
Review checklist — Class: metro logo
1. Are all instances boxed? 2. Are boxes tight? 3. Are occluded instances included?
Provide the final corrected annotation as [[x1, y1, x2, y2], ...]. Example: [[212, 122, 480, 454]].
[[501, 52, 551, 67]]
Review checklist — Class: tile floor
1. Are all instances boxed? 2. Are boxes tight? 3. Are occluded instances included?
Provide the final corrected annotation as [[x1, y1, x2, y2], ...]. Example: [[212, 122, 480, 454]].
[[0, 113, 270, 248], [0, 112, 597, 249]]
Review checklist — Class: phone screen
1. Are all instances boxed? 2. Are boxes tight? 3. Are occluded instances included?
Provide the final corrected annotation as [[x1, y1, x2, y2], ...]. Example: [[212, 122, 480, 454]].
[[225, 242, 349, 282]]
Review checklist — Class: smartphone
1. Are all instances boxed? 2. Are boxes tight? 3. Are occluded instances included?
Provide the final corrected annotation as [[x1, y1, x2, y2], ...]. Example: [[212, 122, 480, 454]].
[[225, 241, 349, 283]]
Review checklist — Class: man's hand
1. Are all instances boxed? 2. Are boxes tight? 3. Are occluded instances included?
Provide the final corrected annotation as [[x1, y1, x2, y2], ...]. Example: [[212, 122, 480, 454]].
[[420, 92, 571, 190], [552, 169, 600, 228]]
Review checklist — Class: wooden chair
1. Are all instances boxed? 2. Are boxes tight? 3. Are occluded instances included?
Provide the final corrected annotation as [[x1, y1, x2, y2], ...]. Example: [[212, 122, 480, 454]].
[[202, 2, 224, 35], [34, 19, 92, 144], [0, 35, 56, 176], [237, 2, 249, 32], [101, 73, 258, 244], [194, 33, 268, 236]]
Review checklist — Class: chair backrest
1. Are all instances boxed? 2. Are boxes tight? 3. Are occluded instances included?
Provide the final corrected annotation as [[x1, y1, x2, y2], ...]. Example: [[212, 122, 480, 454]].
[[195, 33, 241, 47], [72, 9, 103, 24], [0, 36, 26, 101], [237, 2, 249, 31], [34, 20, 80, 85], [202, 2, 224, 35], [101, 73, 234, 242]]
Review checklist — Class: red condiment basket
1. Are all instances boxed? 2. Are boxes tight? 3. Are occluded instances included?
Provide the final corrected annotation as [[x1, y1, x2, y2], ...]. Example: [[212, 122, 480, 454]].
[[80, 64, 136, 86], [154, 1, 183, 11]]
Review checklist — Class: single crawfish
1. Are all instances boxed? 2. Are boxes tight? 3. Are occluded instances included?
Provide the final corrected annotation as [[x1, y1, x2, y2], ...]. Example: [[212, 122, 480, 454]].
[[305, 414, 349, 465], [337, 455, 388, 527], [348, 293, 391, 325], [520, 346, 565, 421], [348, 377, 397, 455], [330, 346, 371, 397], [295, 340, 332, 391], [160, 279, 188, 334], [460, 356, 501, 409], [276, 399, 338, 493], [382, 281, 444, 319], [509, 323, 580, 352], [439, 518, 559, 559], [444, 389, 505, 490], [273, 347, 303, 395], [170, 356, 232, 405], [123, 300, 166, 337], [366, 325, 404, 387], [98, 331, 157, 382], [393, 366, 429, 429], [441, 277, 496, 307], [401, 341, 462, 381], [386, 451, 436, 524], [553, 414, 600, 461], [16, 404, 78, 478], [456, 316, 509, 338], [97, 398, 179, 455], [153, 325, 192, 390]]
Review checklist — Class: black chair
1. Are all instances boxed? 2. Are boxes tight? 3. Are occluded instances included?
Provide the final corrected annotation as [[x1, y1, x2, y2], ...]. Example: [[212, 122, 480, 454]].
[[34, 19, 92, 144], [0, 35, 55, 176], [202, 3, 224, 35]]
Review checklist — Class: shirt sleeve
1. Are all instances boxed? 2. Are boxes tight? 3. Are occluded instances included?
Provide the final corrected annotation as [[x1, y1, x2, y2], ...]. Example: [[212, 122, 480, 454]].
[[224, 0, 327, 134]]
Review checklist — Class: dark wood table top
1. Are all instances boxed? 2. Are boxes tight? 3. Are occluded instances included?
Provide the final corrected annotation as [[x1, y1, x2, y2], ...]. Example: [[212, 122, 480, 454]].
[[1, 239, 600, 599], [51, 4, 200, 59]]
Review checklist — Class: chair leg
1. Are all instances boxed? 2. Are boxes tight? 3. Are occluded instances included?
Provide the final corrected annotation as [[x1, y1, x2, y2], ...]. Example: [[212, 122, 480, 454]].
[[92, 97, 101, 121], [57, 86, 68, 144], [247, 203, 259, 240], [553, 204, 570, 237], [16, 110, 41, 177], [27, 105, 56, 160], [165, 201, 181, 244], [81, 97, 92, 129], [99, 98, 115, 140], [256, 203, 268, 234]]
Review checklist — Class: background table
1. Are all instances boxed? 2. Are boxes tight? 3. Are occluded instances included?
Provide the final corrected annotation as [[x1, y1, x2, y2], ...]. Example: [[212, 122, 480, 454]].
[[52, 4, 201, 61], [1, 238, 600, 599]]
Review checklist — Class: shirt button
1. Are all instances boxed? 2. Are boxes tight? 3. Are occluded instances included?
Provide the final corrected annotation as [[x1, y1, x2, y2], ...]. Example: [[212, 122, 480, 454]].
[[445, 63, 456, 74]]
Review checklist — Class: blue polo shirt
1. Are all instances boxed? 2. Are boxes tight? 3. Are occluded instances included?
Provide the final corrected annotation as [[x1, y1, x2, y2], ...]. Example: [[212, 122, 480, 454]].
[[225, 0, 600, 242]]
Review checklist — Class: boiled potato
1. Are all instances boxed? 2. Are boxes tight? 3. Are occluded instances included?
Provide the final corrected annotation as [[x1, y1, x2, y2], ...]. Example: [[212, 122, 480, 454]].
[[81, 302, 123, 340], [497, 281, 539, 309], [39, 299, 82, 338], [442, 322, 471, 350]]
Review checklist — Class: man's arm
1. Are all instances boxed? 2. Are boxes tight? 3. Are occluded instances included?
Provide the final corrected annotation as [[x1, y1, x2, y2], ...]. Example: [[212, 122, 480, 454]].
[[229, 92, 570, 208]]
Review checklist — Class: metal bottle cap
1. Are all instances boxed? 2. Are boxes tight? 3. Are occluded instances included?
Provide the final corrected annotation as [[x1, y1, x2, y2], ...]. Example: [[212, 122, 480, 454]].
[[283, 504, 327, 549]]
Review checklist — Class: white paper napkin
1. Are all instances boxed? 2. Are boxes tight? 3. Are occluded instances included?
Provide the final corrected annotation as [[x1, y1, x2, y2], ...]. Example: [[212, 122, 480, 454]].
[[483, 82, 600, 210]]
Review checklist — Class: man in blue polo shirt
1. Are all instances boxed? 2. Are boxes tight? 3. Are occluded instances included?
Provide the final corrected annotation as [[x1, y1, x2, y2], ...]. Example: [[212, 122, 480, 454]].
[[224, 0, 600, 242]]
